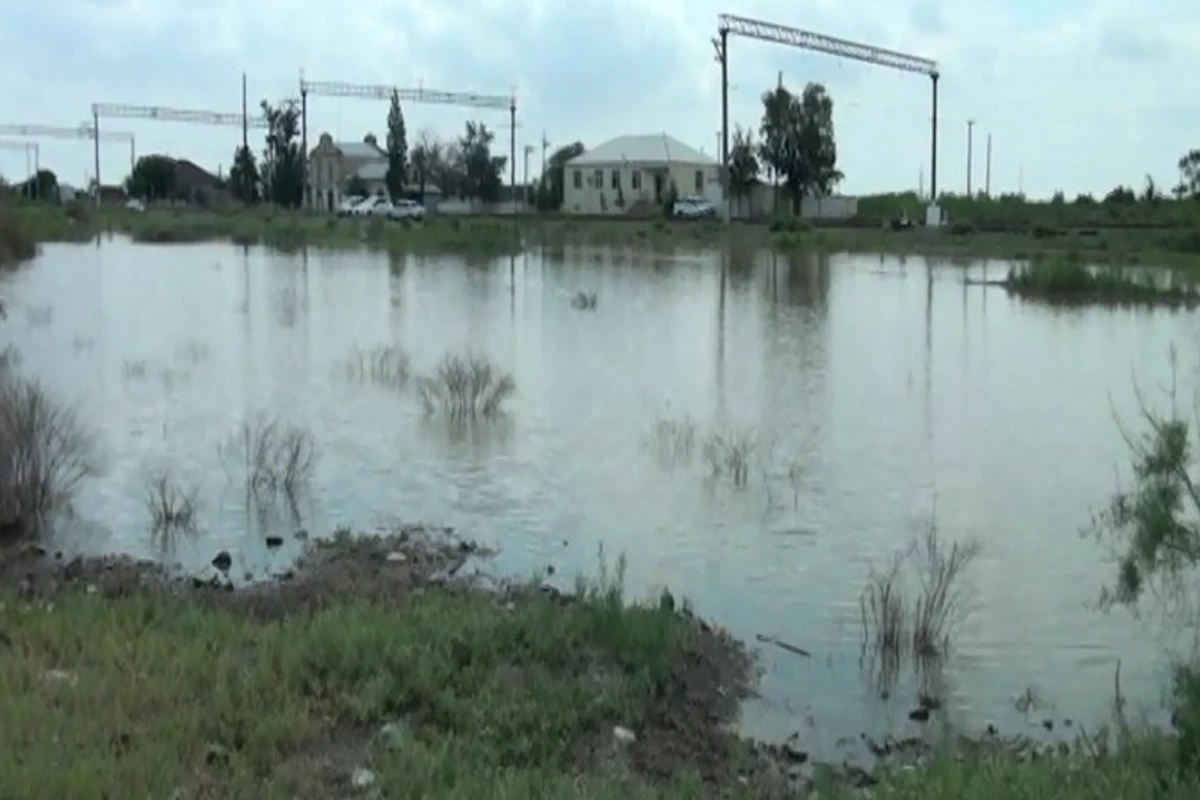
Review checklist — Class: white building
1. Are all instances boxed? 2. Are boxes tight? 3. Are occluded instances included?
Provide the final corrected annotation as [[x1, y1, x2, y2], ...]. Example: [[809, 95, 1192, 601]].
[[306, 132, 444, 211], [561, 134, 723, 215]]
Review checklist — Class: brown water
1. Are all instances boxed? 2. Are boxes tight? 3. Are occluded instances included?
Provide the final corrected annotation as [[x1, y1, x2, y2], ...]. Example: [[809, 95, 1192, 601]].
[[1, 237, 1194, 754]]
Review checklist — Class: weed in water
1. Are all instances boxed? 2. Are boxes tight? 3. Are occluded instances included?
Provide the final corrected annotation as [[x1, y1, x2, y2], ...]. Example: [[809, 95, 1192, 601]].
[[0, 372, 94, 541], [910, 522, 981, 658], [415, 353, 516, 419], [338, 343, 411, 390], [649, 414, 697, 466], [703, 429, 757, 488], [121, 359, 148, 381], [218, 416, 317, 497], [144, 468, 199, 541], [571, 290, 598, 310]]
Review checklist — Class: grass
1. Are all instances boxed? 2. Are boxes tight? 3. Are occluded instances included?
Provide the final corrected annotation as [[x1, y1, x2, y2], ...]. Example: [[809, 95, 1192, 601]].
[[144, 468, 199, 537], [0, 201, 38, 265], [0, 573, 750, 798], [1006, 258, 1200, 305], [703, 430, 757, 488], [648, 415, 697, 467], [0, 370, 94, 542], [338, 343, 411, 389], [415, 353, 516, 419]]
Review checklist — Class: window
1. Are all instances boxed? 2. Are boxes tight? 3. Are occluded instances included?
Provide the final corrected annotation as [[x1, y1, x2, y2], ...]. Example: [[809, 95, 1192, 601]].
[[694, 170, 704, 193], [593, 169, 602, 188], [611, 169, 620, 190], [631, 171, 641, 190], [573, 170, 582, 189]]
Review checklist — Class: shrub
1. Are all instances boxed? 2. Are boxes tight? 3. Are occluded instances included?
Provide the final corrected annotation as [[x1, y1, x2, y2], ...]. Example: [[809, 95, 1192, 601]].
[[415, 354, 515, 419]]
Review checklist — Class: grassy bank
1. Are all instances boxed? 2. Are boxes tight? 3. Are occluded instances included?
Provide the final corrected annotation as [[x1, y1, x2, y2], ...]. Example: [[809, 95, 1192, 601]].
[[5, 201, 1200, 269], [1005, 258, 1200, 306], [0, 202, 39, 266]]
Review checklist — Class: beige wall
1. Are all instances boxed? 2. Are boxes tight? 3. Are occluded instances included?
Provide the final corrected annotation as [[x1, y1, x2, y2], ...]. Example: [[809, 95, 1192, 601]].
[[561, 161, 724, 215], [305, 134, 386, 210], [730, 186, 858, 220]]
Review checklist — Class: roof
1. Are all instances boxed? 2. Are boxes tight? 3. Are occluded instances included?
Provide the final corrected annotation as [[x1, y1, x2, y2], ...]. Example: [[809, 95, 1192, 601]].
[[337, 141, 386, 159], [172, 158, 219, 187], [566, 134, 714, 167]]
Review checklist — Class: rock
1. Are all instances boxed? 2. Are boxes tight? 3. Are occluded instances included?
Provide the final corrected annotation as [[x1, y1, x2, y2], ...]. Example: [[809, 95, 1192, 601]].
[[85, 584, 97, 595], [613, 725, 637, 744], [908, 707, 930, 723], [205, 742, 229, 765], [295, 528, 309, 540], [918, 693, 942, 711], [265, 535, 283, 548], [211, 551, 232, 572], [385, 551, 407, 563], [351, 766, 376, 788], [1042, 719, 1053, 731], [42, 669, 77, 688], [379, 721, 408, 751], [781, 743, 808, 764]]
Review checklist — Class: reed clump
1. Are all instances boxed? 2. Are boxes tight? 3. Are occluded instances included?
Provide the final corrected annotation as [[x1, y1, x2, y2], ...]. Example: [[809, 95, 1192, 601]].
[[703, 430, 757, 488], [339, 343, 410, 389], [218, 417, 317, 497], [415, 353, 515, 419], [144, 468, 199, 535]]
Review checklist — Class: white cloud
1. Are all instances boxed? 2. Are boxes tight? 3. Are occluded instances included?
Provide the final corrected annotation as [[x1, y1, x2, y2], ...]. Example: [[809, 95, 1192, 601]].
[[0, 0, 1196, 197]]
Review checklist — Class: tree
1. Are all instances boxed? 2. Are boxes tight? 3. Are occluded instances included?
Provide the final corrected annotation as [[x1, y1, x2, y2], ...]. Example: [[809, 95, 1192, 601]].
[[728, 126, 760, 212], [260, 99, 303, 208], [1177, 149, 1200, 200], [1143, 174, 1163, 205], [346, 174, 368, 198], [21, 170, 59, 202], [759, 82, 843, 215], [436, 143, 467, 199], [125, 155, 177, 201], [1104, 185, 1137, 205], [458, 121, 506, 203], [536, 142, 585, 211], [410, 130, 440, 199], [385, 90, 408, 200], [228, 145, 260, 205]]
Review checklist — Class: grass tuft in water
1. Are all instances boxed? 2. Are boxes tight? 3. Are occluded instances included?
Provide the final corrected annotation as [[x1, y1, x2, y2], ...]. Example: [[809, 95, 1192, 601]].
[[338, 343, 410, 389], [218, 416, 318, 498], [571, 290, 598, 310], [1007, 258, 1200, 305], [144, 468, 199, 540], [703, 430, 757, 488], [415, 353, 516, 420], [649, 415, 698, 467]]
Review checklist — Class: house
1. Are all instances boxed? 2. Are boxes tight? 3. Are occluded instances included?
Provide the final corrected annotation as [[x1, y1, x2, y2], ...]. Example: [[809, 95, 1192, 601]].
[[561, 134, 724, 215], [306, 133, 387, 211], [170, 159, 224, 205]]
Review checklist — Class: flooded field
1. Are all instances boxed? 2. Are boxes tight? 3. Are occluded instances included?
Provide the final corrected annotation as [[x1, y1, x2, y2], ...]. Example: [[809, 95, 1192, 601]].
[[1, 236, 1195, 755]]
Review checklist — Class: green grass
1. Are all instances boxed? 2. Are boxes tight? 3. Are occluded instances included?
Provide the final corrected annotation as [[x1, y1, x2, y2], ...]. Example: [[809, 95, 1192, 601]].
[[1006, 258, 1200, 305], [0, 201, 39, 265], [0, 579, 757, 799]]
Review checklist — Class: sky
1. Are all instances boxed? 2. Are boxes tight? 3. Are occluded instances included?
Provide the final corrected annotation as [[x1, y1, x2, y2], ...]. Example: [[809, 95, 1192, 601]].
[[0, 0, 1197, 199]]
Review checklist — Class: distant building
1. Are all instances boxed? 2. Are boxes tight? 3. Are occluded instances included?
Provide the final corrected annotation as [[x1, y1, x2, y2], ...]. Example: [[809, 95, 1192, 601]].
[[170, 159, 224, 205], [561, 134, 723, 215], [306, 132, 444, 211]]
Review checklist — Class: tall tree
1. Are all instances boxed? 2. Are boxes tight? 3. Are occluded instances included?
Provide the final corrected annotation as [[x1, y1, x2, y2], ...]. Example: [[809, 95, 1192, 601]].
[[458, 122, 506, 203], [437, 143, 467, 199], [758, 81, 842, 214], [410, 130, 441, 199], [728, 126, 760, 211], [537, 142, 584, 211], [228, 145, 260, 205], [125, 155, 177, 201], [385, 90, 408, 200], [260, 99, 303, 208], [1177, 149, 1200, 200]]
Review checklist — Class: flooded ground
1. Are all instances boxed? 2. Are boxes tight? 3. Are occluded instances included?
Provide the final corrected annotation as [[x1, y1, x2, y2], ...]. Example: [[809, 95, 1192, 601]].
[[2, 236, 1196, 756]]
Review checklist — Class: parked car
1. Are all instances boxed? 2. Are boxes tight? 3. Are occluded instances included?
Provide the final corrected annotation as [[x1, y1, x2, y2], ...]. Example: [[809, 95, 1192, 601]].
[[388, 198, 426, 222], [672, 195, 717, 219], [336, 195, 366, 217], [125, 198, 146, 212], [353, 196, 393, 218]]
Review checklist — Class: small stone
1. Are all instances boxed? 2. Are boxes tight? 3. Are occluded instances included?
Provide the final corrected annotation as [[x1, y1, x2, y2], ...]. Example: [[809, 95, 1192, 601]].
[[908, 707, 930, 723], [613, 725, 637, 744], [85, 584, 97, 595], [385, 551, 407, 563], [211, 551, 232, 572], [205, 742, 229, 765], [379, 721, 408, 750], [43, 669, 78, 688], [265, 535, 283, 548], [1042, 719, 1053, 731], [351, 766, 376, 788]]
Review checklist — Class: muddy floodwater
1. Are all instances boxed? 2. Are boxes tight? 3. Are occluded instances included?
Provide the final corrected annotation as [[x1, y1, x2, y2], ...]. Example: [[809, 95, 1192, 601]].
[[2, 236, 1196, 755]]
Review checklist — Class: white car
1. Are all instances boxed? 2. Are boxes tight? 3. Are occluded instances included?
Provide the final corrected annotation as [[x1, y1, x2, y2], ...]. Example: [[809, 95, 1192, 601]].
[[672, 195, 717, 219], [336, 196, 366, 217], [353, 196, 393, 218], [125, 198, 146, 212], [388, 198, 426, 222]]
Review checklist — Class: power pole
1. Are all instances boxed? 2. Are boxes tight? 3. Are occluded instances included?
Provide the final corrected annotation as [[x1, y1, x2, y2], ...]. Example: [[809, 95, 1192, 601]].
[[523, 144, 533, 207], [966, 119, 975, 196], [241, 72, 248, 151], [985, 133, 992, 197]]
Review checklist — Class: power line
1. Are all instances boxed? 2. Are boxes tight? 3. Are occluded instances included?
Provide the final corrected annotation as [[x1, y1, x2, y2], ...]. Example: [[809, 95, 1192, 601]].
[[715, 12, 940, 221], [0, 123, 136, 180]]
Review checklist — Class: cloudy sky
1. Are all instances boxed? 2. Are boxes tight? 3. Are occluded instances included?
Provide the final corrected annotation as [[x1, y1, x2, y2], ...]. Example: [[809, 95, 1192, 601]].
[[0, 0, 1196, 198]]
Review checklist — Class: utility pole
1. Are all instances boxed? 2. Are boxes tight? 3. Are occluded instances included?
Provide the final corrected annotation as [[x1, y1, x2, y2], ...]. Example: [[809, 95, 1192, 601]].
[[985, 133, 992, 197], [523, 144, 533, 207], [966, 119, 975, 196]]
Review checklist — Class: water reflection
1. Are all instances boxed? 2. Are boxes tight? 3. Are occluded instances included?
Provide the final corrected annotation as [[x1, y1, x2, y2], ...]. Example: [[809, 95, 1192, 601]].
[[0, 237, 1194, 754]]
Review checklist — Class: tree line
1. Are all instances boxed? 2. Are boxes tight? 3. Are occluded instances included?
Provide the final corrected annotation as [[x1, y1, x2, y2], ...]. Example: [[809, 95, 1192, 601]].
[[124, 91, 508, 208]]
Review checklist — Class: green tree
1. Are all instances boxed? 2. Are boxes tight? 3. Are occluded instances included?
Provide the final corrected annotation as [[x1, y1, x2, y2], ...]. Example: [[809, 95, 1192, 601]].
[[728, 126, 759, 212], [758, 82, 842, 214], [458, 122, 506, 203], [345, 174, 368, 198], [21, 170, 59, 202], [260, 99, 303, 208], [228, 145, 260, 205], [385, 90, 408, 200], [125, 155, 177, 201], [1177, 149, 1200, 200], [536, 142, 584, 211]]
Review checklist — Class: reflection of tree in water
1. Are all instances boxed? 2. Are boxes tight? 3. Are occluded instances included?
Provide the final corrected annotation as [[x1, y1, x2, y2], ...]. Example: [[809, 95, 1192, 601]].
[[274, 285, 298, 328], [777, 251, 831, 309]]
